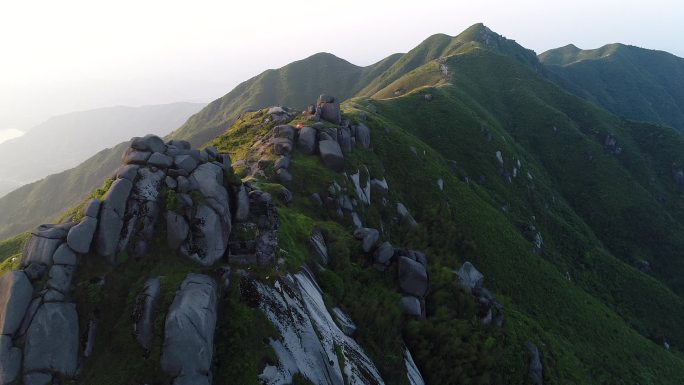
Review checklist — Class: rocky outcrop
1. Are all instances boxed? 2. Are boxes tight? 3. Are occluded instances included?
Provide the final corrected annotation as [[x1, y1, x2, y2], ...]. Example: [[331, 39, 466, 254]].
[[310, 227, 329, 265], [353, 227, 379, 253], [315, 94, 341, 125], [161, 274, 218, 385], [319, 140, 345, 171], [404, 348, 426, 385]]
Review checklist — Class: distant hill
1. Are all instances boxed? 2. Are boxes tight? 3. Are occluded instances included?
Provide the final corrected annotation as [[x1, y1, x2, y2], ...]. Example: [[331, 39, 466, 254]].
[[540, 43, 684, 130], [0, 102, 205, 197]]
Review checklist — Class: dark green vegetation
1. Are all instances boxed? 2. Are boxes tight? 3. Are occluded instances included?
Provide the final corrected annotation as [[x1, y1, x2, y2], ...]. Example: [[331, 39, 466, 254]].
[[4, 22, 684, 384], [541, 43, 684, 131]]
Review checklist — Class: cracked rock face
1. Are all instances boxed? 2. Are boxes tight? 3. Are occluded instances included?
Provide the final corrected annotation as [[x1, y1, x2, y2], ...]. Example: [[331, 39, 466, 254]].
[[23, 302, 79, 377]]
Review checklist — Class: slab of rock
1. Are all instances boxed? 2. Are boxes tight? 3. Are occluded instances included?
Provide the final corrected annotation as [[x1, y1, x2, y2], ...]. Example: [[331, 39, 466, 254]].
[[355, 123, 371, 149], [166, 211, 189, 251], [353, 227, 379, 253], [23, 302, 78, 377], [52, 243, 77, 265], [400, 296, 422, 317], [148, 152, 174, 168], [123, 149, 151, 165], [133, 277, 161, 351], [297, 126, 317, 154], [455, 261, 484, 291], [0, 335, 21, 384], [31, 223, 71, 239], [66, 216, 97, 254], [94, 205, 124, 259], [161, 274, 217, 383], [0, 271, 33, 335], [332, 307, 357, 336], [398, 256, 429, 297], [319, 140, 345, 171]]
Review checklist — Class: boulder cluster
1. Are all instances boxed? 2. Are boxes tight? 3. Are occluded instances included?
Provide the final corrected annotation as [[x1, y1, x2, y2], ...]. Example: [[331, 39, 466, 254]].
[[0, 133, 279, 384], [455, 262, 504, 326]]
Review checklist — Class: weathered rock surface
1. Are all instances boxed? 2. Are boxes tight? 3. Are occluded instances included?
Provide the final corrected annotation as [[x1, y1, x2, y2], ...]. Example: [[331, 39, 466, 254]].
[[161, 274, 217, 384], [148, 152, 173, 168], [52, 243, 77, 265], [319, 140, 345, 171], [373, 241, 394, 268], [0, 271, 33, 335], [310, 227, 328, 265], [234, 185, 250, 222], [83, 198, 101, 218], [398, 256, 429, 297], [23, 303, 78, 377], [47, 265, 73, 294], [133, 277, 161, 352]]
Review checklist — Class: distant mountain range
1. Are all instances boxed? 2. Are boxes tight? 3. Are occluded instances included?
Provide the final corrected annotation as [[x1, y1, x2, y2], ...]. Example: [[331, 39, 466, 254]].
[[0, 102, 205, 197]]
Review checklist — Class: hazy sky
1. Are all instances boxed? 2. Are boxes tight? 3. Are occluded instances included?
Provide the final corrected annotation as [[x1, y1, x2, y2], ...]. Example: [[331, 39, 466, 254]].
[[1, 0, 682, 129]]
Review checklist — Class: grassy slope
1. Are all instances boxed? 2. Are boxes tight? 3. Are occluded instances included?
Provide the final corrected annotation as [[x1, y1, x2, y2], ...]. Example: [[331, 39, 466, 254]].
[[540, 43, 684, 131]]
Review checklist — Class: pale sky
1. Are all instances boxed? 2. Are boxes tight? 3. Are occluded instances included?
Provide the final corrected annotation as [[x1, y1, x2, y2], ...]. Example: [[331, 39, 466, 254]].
[[1, 0, 682, 130]]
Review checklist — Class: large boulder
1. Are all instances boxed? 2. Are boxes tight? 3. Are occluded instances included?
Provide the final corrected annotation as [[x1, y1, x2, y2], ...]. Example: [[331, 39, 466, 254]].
[[455, 262, 484, 291], [297, 126, 317, 155], [272, 137, 293, 155], [23, 303, 79, 377], [0, 271, 33, 335], [355, 123, 371, 149], [123, 149, 151, 165], [83, 199, 101, 218], [133, 277, 161, 352], [131, 134, 166, 153], [115, 164, 140, 181], [273, 125, 296, 141], [174, 154, 199, 174], [337, 127, 353, 154], [191, 163, 230, 214], [95, 177, 133, 258], [103, 178, 133, 216], [161, 274, 217, 384], [319, 140, 345, 171], [318, 102, 341, 124], [373, 241, 395, 268], [66, 216, 97, 254], [0, 335, 21, 385], [398, 256, 429, 297]]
